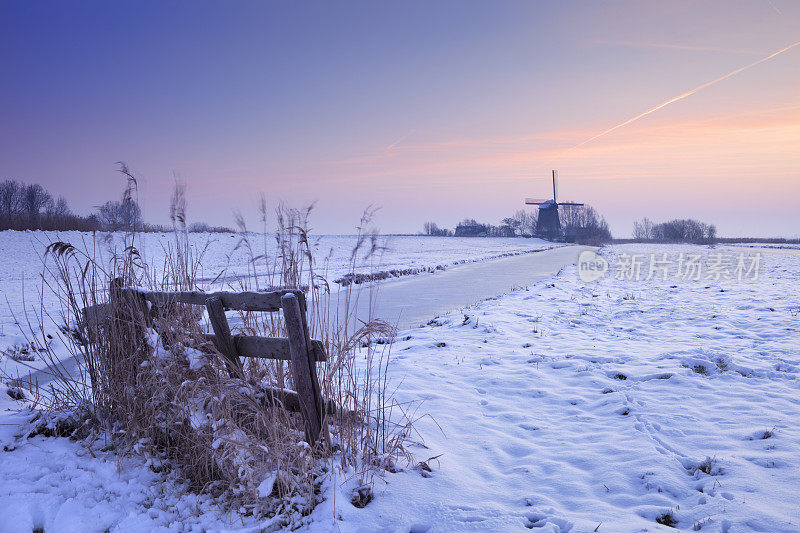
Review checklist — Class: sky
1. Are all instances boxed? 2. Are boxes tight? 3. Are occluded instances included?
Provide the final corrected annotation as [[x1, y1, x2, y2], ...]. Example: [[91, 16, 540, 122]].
[[1, 1, 798, 237]]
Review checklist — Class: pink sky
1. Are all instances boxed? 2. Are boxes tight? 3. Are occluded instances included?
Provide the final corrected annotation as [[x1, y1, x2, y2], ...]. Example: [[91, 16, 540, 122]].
[[1, 1, 798, 237]]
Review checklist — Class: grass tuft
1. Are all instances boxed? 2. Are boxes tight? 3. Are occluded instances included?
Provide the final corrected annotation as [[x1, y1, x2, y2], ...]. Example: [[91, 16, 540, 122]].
[[656, 510, 677, 528], [6, 181, 418, 523]]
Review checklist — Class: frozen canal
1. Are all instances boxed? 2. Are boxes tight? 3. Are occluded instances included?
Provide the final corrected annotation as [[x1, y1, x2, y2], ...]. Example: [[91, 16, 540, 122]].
[[336, 245, 591, 330]]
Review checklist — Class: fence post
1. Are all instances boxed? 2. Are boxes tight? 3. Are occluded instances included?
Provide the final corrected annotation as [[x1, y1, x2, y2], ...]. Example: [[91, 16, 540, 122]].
[[295, 292, 325, 426], [108, 277, 150, 389], [281, 293, 323, 445], [205, 296, 242, 377]]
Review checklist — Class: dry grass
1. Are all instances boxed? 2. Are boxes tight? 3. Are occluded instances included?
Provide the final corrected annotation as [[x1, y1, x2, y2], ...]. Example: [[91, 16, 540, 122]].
[[656, 509, 677, 528], [5, 179, 417, 523]]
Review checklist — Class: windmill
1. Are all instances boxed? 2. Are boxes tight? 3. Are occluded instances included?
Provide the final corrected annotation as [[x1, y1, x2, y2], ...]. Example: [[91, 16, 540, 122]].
[[524, 170, 584, 241]]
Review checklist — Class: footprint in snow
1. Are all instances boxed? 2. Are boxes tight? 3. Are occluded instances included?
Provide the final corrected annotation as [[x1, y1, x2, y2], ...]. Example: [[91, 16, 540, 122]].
[[523, 508, 574, 532]]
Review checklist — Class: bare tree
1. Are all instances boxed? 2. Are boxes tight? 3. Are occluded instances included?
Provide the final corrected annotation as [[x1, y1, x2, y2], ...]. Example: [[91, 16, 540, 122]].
[[44, 195, 72, 228], [22, 183, 53, 227], [499, 217, 520, 237], [512, 209, 537, 236], [423, 221, 439, 235], [49, 196, 71, 217], [0, 180, 23, 222], [422, 221, 450, 236], [97, 199, 143, 231], [632, 217, 654, 240], [560, 204, 612, 242]]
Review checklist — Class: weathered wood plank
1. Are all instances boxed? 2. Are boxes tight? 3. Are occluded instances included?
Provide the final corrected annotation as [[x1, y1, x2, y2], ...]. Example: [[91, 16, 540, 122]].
[[295, 292, 324, 424], [81, 311, 328, 362], [205, 296, 242, 376], [201, 334, 326, 362], [82, 302, 328, 362], [259, 386, 337, 415], [136, 289, 303, 312], [84, 289, 306, 324], [294, 291, 328, 440], [281, 293, 323, 445]]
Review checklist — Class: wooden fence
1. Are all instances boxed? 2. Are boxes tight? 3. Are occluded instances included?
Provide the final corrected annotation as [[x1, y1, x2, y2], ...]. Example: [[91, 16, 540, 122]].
[[84, 282, 329, 445]]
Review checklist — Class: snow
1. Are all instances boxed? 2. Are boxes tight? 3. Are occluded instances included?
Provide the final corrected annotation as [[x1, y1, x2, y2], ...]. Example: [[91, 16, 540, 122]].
[[2, 241, 800, 531], [0, 422, 268, 532], [309, 244, 800, 532], [258, 473, 278, 499]]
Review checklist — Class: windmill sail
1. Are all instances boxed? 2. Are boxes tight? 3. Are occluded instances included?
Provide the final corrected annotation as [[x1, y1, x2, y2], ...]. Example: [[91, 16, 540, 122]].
[[552, 170, 558, 204]]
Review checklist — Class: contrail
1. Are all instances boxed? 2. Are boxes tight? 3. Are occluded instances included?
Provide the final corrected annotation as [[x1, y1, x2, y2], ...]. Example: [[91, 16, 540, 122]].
[[768, 0, 782, 16], [595, 40, 754, 55], [570, 39, 800, 151], [384, 131, 415, 153]]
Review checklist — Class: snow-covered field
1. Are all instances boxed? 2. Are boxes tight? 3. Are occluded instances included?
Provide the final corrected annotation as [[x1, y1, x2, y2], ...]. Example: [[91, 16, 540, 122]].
[[0, 231, 555, 379], [2, 242, 800, 532], [0, 230, 556, 326], [313, 244, 799, 532]]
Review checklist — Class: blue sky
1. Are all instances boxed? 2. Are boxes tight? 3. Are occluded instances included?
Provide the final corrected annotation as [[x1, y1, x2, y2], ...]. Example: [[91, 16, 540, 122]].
[[1, 1, 798, 236]]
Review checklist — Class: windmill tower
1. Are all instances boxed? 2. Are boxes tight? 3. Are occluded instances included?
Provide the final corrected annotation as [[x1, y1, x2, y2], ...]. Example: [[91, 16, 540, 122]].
[[524, 170, 585, 241]]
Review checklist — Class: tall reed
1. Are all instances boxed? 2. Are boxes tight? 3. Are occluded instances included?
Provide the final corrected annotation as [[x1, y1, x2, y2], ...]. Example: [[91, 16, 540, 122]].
[[6, 177, 416, 524]]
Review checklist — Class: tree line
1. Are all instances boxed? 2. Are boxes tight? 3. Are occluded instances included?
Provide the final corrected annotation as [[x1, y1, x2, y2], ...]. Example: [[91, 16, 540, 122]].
[[423, 204, 611, 243], [0, 179, 231, 232], [632, 217, 716, 243], [423, 210, 536, 238], [424, 212, 719, 244], [0, 180, 101, 231]]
